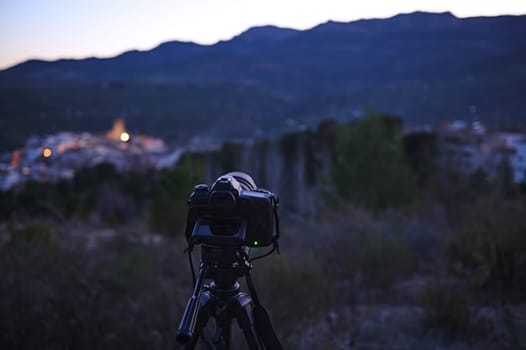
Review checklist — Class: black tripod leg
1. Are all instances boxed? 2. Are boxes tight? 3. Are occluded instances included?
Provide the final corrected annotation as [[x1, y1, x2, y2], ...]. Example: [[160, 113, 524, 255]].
[[183, 291, 215, 350], [177, 263, 208, 345], [212, 317, 232, 350], [245, 272, 283, 350], [231, 293, 263, 350]]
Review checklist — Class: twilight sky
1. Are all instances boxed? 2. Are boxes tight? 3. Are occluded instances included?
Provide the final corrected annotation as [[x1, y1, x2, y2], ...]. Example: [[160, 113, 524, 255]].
[[1, 0, 525, 70]]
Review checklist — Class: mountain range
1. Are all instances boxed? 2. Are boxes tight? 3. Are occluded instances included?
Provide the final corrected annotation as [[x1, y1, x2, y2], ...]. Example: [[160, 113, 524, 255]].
[[1, 11, 525, 151]]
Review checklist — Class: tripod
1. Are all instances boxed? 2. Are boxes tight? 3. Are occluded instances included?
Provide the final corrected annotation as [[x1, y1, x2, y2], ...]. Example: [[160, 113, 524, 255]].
[[176, 245, 283, 350]]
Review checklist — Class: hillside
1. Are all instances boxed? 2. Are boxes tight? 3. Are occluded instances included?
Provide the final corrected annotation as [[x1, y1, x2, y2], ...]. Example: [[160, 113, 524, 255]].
[[1, 11, 526, 151]]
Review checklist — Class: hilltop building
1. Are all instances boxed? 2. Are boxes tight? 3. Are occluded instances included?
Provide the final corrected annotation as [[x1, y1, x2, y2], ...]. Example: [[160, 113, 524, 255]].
[[106, 118, 129, 142]]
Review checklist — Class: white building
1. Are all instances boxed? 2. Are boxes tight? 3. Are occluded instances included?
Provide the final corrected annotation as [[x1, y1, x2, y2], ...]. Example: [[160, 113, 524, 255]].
[[511, 142, 526, 183], [440, 134, 485, 175], [438, 123, 526, 183]]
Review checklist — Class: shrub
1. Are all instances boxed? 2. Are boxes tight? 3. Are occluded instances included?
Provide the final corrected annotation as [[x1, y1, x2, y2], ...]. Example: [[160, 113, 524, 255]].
[[419, 282, 472, 335], [345, 231, 417, 290], [148, 157, 203, 235], [0, 228, 188, 350], [252, 254, 334, 334], [9, 223, 52, 245], [447, 195, 526, 300], [317, 206, 419, 291]]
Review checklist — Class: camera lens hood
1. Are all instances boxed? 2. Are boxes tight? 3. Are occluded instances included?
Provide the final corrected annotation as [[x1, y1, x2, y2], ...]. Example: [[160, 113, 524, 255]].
[[222, 171, 257, 191]]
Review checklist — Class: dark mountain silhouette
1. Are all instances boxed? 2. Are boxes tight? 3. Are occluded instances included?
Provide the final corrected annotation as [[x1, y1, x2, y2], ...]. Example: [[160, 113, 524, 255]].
[[226, 25, 301, 46], [1, 11, 525, 151]]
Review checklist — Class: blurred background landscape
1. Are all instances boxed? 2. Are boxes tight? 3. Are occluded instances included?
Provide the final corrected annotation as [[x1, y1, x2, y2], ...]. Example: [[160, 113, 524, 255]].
[[1, 3, 526, 349]]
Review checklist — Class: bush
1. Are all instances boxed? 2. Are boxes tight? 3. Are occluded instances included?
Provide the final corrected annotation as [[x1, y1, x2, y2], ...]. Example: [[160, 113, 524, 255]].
[[9, 223, 52, 245], [148, 158, 203, 235], [0, 227, 189, 350], [252, 254, 334, 335], [419, 282, 472, 335], [318, 208, 418, 291], [447, 195, 526, 300], [345, 231, 417, 290]]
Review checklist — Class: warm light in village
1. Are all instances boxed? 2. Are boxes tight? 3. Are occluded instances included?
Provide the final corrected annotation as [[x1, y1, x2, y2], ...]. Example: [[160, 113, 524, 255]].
[[42, 148, 53, 158], [120, 132, 130, 142]]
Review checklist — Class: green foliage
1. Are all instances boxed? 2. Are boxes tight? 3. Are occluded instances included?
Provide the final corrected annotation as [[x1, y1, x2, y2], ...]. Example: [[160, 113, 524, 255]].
[[403, 131, 437, 185], [254, 254, 334, 334], [330, 113, 420, 210], [148, 157, 203, 235], [16, 181, 63, 217], [0, 228, 189, 350], [0, 160, 205, 232], [9, 223, 52, 245], [447, 195, 526, 300], [345, 231, 417, 290], [314, 208, 420, 291], [315, 118, 339, 153], [0, 190, 16, 221], [65, 164, 144, 224], [73, 162, 121, 188], [110, 247, 158, 290], [419, 282, 472, 335]]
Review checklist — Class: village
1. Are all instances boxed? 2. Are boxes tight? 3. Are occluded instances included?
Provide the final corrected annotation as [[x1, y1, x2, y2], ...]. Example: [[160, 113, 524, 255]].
[[1, 118, 526, 192], [0, 119, 185, 191], [438, 120, 526, 183]]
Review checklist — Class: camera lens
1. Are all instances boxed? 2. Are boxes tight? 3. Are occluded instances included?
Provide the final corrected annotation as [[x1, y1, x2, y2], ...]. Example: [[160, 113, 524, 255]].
[[223, 171, 257, 191]]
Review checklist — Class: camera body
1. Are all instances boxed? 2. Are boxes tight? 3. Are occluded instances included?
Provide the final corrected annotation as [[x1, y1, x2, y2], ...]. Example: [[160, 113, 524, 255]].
[[185, 172, 277, 247]]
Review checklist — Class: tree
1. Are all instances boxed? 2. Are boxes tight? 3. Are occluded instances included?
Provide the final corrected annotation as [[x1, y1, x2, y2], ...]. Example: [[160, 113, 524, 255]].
[[330, 113, 419, 210], [148, 156, 203, 235], [403, 131, 437, 185]]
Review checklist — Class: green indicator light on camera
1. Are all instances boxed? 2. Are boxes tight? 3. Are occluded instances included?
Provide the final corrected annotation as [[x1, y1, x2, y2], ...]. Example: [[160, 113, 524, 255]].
[[254, 241, 259, 246]]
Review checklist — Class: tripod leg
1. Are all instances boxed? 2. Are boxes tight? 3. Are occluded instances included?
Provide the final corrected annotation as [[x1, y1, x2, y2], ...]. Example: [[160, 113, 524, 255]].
[[212, 316, 232, 350], [245, 271, 283, 350], [177, 263, 208, 345], [231, 293, 263, 350], [183, 291, 215, 350]]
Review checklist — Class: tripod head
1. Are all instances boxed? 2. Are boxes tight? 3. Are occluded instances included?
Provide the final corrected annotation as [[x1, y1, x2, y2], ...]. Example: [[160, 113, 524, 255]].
[[201, 245, 251, 291]]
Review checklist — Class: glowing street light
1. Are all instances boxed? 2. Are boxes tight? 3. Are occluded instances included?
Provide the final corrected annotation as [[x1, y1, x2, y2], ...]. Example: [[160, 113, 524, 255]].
[[42, 148, 53, 158], [120, 132, 130, 142]]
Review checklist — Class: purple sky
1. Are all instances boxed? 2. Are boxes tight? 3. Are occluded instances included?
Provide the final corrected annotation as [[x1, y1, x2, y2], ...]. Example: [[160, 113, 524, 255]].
[[1, 0, 525, 70]]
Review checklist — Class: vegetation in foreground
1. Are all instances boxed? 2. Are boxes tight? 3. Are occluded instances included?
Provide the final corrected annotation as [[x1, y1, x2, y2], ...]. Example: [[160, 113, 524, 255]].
[[1, 115, 526, 349]]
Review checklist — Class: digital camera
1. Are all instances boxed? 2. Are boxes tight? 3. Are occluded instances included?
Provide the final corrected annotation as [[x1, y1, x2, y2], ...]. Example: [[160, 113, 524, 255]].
[[185, 172, 278, 247]]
